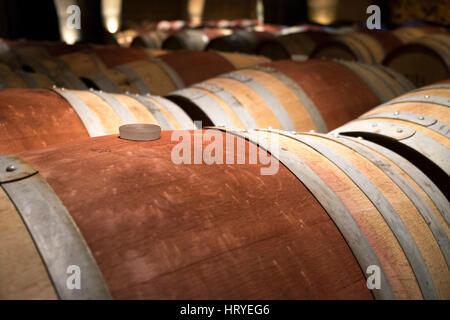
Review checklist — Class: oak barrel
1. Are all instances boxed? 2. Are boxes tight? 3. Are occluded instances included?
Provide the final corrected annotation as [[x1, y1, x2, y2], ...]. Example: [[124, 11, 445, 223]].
[[331, 83, 450, 199], [1, 128, 448, 299], [311, 30, 404, 64], [167, 59, 414, 132], [383, 33, 450, 87], [0, 88, 195, 154], [84, 50, 269, 95]]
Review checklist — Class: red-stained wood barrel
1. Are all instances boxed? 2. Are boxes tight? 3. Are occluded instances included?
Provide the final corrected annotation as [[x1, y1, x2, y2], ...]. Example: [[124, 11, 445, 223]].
[[0, 88, 195, 154], [1, 128, 448, 299], [167, 59, 414, 132], [0, 130, 372, 300]]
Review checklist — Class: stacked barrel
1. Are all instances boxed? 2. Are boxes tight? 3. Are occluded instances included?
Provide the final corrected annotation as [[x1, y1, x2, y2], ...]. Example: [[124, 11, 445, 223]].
[[0, 22, 449, 300]]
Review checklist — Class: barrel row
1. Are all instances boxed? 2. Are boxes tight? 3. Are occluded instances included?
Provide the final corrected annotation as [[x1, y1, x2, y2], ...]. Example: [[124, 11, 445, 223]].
[[0, 43, 270, 95], [167, 59, 414, 132], [0, 59, 415, 154], [1, 126, 448, 299]]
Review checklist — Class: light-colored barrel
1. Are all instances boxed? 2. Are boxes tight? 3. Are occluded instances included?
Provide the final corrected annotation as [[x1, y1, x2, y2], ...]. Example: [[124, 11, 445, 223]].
[[0, 88, 195, 154]]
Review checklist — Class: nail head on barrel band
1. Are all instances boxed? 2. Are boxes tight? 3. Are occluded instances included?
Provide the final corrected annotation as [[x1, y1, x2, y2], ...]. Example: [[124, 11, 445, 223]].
[[119, 124, 161, 141]]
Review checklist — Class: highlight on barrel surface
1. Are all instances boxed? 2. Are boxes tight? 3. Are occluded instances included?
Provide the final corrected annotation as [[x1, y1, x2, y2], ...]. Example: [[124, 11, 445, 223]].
[[383, 33, 450, 87], [331, 82, 450, 199], [0, 88, 195, 154], [166, 59, 414, 132]]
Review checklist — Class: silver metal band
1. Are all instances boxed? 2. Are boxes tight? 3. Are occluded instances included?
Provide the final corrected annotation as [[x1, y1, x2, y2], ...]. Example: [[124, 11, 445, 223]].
[[379, 95, 450, 108], [314, 133, 450, 266], [115, 65, 150, 95], [57, 72, 88, 90], [361, 111, 450, 138], [219, 72, 296, 131], [0, 155, 112, 300], [16, 70, 39, 88], [269, 130, 438, 299], [251, 65, 328, 132], [412, 84, 450, 92], [337, 60, 392, 102], [346, 137, 450, 226], [342, 35, 376, 64], [53, 88, 106, 137], [377, 65, 415, 93], [150, 57, 185, 89], [126, 93, 174, 129], [83, 73, 119, 93], [168, 88, 236, 127], [89, 90, 137, 124], [193, 82, 258, 128], [214, 128, 394, 300], [150, 95, 196, 129], [332, 120, 450, 175]]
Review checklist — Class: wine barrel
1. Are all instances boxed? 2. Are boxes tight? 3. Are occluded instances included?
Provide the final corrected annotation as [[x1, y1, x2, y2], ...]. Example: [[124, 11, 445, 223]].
[[206, 30, 276, 54], [0, 63, 55, 89], [1, 128, 448, 299], [0, 130, 370, 300], [84, 51, 269, 95], [311, 31, 404, 64], [383, 33, 450, 87], [162, 29, 230, 51], [212, 51, 270, 69], [331, 83, 450, 198], [131, 30, 170, 49], [167, 59, 414, 132], [392, 26, 448, 44], [258, 31, 332, 60], [229, 128, 450, 299], [0, 88, 195, 154]]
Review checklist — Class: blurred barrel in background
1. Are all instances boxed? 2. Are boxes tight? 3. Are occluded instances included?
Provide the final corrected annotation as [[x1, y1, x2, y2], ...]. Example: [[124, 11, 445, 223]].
[[311, 30, 404, 64], [258, 30, 332, 60], [162, 28, 231, 50], [206, 30, 276, 54], [383, 33, 450, 87], [83, 50, 269, 95]]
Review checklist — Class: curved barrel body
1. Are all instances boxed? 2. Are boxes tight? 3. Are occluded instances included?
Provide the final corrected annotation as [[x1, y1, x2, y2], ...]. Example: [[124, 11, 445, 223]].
[[167, 59, 414, 132], [383, 33, 450, 87], [331, 83, 450, 199], [0, 88, 195, 154], [1, 128, 448, 299]]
